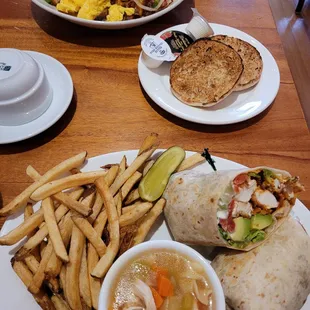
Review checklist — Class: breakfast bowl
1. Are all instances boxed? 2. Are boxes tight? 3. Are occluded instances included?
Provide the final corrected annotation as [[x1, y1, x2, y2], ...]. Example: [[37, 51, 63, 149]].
[[0, 48, 53, 126], [32, 0, 185, 30], [99, 240, 225, 310]]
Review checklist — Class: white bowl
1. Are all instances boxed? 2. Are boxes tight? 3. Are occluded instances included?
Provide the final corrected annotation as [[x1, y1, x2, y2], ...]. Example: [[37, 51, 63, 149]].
[[32, 0, 185, 30], [0, 49, 53, 126], [99, 240, 225, 310]]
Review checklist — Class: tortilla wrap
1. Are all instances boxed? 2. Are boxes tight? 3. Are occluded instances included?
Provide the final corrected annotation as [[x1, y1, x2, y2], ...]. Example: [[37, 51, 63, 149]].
[[211, 216, 310, 310], [163, 167, 302, 251]]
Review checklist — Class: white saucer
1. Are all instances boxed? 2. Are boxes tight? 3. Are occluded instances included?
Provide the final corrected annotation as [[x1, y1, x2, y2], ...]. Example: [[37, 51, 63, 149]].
[[138, 23, 280, 125], [0, 51, 73, 144]]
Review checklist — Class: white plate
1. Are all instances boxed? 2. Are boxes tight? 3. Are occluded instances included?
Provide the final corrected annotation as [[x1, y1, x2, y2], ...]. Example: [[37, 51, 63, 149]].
[[138, 23, 280, 125], [0, 150, 309, 309], [32, 0, 184, 30], [0, 51, 73, 144]]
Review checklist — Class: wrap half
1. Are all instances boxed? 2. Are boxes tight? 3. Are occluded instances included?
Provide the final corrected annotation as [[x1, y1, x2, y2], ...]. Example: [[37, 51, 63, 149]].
[[163, 167, 304, 251], [211, 216, 310, 310]]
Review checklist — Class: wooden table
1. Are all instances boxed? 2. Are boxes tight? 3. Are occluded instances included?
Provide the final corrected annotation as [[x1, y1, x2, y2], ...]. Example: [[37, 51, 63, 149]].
[[0, 0, 309, 229]]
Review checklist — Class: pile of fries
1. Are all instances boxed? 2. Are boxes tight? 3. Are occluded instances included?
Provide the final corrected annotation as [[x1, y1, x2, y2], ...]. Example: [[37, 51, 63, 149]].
[[0, 133, 206, 310]]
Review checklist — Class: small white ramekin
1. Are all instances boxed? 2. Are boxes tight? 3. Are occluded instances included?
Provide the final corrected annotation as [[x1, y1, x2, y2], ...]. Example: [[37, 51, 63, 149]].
[[99, 240, 225, 310], [0, 48, 53, 126]]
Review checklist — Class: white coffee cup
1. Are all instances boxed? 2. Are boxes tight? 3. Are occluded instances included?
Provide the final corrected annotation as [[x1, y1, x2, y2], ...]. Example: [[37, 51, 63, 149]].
[[0, 48, 53, 126]]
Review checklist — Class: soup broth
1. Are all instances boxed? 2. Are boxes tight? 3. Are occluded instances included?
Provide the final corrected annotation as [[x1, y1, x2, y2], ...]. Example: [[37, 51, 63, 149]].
[[110, 250, 213, 310]]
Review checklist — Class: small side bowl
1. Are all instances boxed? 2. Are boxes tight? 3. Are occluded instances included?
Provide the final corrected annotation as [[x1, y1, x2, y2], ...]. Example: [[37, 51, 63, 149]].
[[99, 240, 225, 310], [0, 49, 53, 126]]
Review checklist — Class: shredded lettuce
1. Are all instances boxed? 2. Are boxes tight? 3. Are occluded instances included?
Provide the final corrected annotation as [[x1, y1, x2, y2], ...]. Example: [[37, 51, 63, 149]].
[[45, 0, 52, 3], [263, 169, 275, 183], [246, 230, 266, 243], [219, 227, 266, 249]]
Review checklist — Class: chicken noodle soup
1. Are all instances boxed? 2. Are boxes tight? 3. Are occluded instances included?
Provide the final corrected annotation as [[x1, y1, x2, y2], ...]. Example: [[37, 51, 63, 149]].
[[109, 250, 213, 309]]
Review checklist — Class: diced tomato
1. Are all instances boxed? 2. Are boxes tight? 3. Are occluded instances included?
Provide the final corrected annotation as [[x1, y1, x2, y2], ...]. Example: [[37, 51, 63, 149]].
[[220, 201, 235, 233]]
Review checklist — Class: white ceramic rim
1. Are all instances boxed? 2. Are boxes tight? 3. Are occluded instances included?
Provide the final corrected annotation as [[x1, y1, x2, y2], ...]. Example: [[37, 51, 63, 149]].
[[99, 240, 225, 310], [138, 23, 280, 125], [31, 0, 184, 27], [0, 51, 73, 144]]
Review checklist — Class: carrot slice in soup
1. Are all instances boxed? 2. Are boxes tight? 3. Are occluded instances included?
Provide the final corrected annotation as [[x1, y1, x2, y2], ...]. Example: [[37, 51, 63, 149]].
[[150, 287, 164, 308], [157, 274, 174, 297]]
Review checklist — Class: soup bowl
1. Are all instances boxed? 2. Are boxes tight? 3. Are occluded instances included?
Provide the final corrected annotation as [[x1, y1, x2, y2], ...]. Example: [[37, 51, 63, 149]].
[[99, 240, 225, 310]]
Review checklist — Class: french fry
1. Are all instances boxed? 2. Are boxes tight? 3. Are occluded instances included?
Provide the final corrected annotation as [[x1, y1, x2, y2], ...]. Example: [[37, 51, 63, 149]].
[[110, 145, 158, 197], [53, 192, 92, 217], [92, 177, 120, 278], [40, 241, 47, 257], [15, 189, 83, 260], [24, 253, 62, 294], [29, 240, 54, 294], [79, 243, 92, 308], [24, 203, 41, 260], [24, 203, 34, 220], [87, 165, 119, 224], [120, 171, 142, 200], [116, 193, 122, 217], [117, 156, 127, 177], [133, 198, 166, 245], [42, 197, 69, 262], [66, 224, 85, 310], [27, 165, 92, 217], [124, 188, 140, 205], [59, 265, 67, 298], [122, 200, 143, 214], [87, 192, 103, 225], [138, 133, 159, 155], [0, 208, 45, 245], [71, 215, 107, 257], [143, 160, 155, 176], [51, 295, 71, 310], [12, 258, 33, 287], [176, 153, 206, 172], [0, 152, 87, 216], [88, 210, 107, 309], [12, 259, 56, 310], [45, 212, 74, 278], [30, 170, 108, 201], [119, 202, 153, 227], [24, 254, 59, 293]]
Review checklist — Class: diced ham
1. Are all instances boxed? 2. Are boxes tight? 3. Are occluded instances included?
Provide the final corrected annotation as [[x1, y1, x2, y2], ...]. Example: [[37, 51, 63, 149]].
[[232, 201, 253, 218], [252, 189, 278, 209]]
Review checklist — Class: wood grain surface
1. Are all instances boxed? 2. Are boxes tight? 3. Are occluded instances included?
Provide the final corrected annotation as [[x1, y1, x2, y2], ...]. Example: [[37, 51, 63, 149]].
[[0, 0, 309, 230]]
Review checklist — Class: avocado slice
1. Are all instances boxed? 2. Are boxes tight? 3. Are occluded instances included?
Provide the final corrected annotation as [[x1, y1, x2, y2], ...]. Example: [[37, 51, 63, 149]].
[[251, 214, 273, 230], [229, 217, 251, 242]]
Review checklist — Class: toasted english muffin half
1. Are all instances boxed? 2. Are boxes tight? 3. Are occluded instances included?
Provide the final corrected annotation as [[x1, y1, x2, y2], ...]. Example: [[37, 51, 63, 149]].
[[170, 39, 243, 107], [211, 35, 263, 91]]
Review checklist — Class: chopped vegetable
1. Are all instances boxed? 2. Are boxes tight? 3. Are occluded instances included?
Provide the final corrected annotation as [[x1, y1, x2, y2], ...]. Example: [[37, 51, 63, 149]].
[[157, 274, 174, 297], [181, 293, 195, 310], [152, 265, 169, 279], [150, 287, 164, 308], [139, 146, 185, 202], [133, 279, 156, 310]]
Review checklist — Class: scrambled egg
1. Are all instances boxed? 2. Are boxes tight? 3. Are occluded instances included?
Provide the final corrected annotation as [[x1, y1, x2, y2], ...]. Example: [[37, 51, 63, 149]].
[[57, 0, 135, 21], [77, 0, 110, 20], [106, 4, 135, 22], [56, 0, 86, 15]]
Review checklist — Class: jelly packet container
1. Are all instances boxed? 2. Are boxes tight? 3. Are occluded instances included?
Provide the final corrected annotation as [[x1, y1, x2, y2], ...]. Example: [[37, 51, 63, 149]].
[[141, 8, 214, 69]]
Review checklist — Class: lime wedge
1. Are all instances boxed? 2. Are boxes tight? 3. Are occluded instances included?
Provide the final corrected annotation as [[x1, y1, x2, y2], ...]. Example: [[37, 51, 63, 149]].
[[138, 146, 185, 202]]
